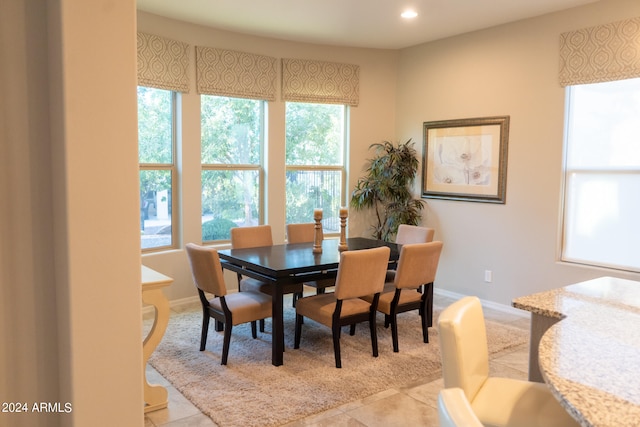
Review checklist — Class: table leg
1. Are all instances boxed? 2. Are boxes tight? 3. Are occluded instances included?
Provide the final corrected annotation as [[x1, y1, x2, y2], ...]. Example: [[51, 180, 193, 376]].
[[528, 312, 560, 383], [272, 284, 284, 366], [426, 282, 434, 327], [142, 288, 170, 412]]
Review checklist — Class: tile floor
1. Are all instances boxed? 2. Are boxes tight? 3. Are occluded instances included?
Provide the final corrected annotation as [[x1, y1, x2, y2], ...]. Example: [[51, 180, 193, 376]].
[[144, 293, 531, 427]]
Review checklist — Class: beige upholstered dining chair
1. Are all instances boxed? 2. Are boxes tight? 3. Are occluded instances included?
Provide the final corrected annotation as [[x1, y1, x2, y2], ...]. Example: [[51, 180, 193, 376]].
[[229, 224, 273, 249], [185, 243, 272, 365], [362, 241, 443, 352], [438, 296, 580, 427], [395, 224, 435, 245], [231, 225, 304, 307], [437, 388, 484, 427], [386, 224, 435, 283], [294, 246, 391, 368], [286, 222, 317, 243], [286, 223, 335, 294]]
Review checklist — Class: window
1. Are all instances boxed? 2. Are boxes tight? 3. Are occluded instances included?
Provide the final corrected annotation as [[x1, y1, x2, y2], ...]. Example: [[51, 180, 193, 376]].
[[561, 77, 640, 271], [285, 102, 347, 233], [201, 95, 265, 242], [138, 86, 177, 251]]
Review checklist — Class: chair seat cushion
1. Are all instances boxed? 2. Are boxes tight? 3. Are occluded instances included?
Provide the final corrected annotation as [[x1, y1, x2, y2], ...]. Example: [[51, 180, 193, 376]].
[[210, 292, 272, 326], [361, 283, 395, 303], [296, 293, 372, 327], [361, 285, 422, 315], [240, 277, 303, 295], [471, 377, 579, 427], [385, 269, 396, 283], [303, 277, 336, 289], [239, 277, 270, 292], [378, 288, 422, 314]]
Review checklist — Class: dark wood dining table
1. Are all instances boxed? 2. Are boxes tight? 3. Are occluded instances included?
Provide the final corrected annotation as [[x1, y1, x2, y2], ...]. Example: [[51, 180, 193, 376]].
[[218, 237, 400, 366]]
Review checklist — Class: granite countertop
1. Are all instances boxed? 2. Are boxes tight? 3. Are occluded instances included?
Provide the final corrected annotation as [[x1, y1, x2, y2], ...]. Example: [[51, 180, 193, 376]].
[[512, 277, 640, 427]]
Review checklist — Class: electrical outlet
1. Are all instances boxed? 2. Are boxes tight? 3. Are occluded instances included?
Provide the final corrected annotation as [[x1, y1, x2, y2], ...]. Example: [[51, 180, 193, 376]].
[[484, 270, 493, 283]]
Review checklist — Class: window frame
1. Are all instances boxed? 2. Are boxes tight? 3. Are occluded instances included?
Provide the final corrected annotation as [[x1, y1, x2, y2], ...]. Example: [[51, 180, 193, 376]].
[[200, 96, 266, 243], [138, 88, 179, 252], [284, 102, 349, 235], [560, 80, 640, 273]]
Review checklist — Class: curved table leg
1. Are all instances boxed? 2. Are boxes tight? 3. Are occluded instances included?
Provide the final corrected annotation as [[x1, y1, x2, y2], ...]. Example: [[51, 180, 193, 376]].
[[142, 287, 170, 412]]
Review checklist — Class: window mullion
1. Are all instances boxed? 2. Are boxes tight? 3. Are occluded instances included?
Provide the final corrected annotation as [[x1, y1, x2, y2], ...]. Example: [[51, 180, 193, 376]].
[[286, 165, 343, 171], [202, 164, 261, 171]]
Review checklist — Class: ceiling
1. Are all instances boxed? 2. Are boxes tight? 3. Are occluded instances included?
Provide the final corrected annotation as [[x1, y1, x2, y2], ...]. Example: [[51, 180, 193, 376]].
[[136, 0, 598, 50]]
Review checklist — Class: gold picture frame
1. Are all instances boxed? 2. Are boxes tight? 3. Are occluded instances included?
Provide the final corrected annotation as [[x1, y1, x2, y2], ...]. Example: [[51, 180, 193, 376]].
[[422, 116, 509, 203]]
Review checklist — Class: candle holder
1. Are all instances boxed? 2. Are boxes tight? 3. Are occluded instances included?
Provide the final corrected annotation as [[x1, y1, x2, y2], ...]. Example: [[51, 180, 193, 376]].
[[338, 207, 348, 251], [313, 209, 323, 254]]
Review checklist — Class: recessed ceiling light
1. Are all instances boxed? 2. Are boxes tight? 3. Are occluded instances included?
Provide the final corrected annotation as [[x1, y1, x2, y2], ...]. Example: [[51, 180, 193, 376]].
[[401, 10, 418, 19]]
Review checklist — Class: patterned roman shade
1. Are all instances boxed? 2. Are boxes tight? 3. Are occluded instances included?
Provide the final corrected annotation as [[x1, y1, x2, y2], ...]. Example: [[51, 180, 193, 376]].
[[137, 33, 190, 93], [282, 58, 359, 106], [196, 46, 277, 101], [560, 17, 640, 87]]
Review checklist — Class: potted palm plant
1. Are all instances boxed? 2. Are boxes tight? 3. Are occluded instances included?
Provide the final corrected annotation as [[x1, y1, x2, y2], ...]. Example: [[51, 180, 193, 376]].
[[350, 139, 425, 241]]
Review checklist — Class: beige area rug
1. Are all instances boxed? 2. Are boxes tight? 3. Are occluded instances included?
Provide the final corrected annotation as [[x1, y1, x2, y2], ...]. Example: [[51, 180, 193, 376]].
[[149, 299, 527, 427]]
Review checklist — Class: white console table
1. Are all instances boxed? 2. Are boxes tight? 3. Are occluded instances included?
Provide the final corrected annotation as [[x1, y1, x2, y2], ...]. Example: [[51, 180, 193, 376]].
[[141, 265, 173, 413]]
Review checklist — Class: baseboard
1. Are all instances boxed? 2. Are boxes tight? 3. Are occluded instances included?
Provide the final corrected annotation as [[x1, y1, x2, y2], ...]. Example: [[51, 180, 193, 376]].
[[142, 295, 200, 315], [434, 287, 529, 319]]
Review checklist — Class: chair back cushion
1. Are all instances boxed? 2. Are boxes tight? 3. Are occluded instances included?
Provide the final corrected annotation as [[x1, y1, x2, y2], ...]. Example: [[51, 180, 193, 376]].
[[334, 246, 390, 300], [185, 243, 227, 296], [230, 225, 273, 249], [437, 296, 489, 402], [395, 224, 435, 245], [437, 388, 484, 427], [394, 241, 443, 290], [286, 223, 319, 244]]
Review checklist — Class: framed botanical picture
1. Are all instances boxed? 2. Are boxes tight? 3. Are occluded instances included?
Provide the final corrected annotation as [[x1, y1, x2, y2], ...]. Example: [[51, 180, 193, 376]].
[[422, 116, 509, 203]]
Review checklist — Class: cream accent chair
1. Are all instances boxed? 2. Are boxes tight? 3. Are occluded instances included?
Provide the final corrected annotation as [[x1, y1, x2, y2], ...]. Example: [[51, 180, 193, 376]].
[[438, 388, 484, 427], [438, 296, 580, 427], [362, 241, 443, 352], [231, 225, 304, 307], [185, 243, 272, 365], [294, 246, 391, 368], [286, 223, 335, 295]]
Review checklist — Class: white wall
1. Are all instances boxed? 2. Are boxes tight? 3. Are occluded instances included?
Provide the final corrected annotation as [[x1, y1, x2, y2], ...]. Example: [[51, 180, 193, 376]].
[[1, 1, 143, 426], [137, 12, 400, 302], [396, 0, 640, 305]]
